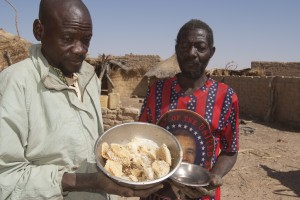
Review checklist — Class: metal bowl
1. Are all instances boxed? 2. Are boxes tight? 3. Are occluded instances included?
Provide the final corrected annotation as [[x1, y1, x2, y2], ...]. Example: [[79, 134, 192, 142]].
[[170, 162, 211, 187], [95, 122, 183, 189]]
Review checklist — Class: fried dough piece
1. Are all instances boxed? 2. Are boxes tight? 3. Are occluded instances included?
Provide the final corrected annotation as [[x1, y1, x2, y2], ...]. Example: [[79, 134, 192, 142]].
[[104, 160, 123, 177], [144, 167, 155, 180], [101, 142, 110, 159], [109, 143, 131, 166], [110, 143, 130, 158], [152, 160, 170, 179], [131, 137, 158, 160], [156, 143, 172, 165], [101, 137, 172, 182]]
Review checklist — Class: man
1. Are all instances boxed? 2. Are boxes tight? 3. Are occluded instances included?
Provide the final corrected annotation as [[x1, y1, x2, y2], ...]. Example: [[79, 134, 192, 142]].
[[0, 0, 161, 199], [139, 19, 239, 200], [173, 129, 197, 164]]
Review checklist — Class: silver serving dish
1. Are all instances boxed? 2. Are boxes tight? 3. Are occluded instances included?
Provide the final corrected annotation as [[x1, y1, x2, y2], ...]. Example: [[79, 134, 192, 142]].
[[170, 162, 211, 187], [95, 122, 183, 189]]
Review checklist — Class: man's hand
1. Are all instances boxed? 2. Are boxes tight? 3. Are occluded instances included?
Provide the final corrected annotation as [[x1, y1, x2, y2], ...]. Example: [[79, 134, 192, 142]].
[[205, 173, 223, 190], [171, 174, 223, 198], [93, 172, 163, 198], [62, 171, 163, 198]]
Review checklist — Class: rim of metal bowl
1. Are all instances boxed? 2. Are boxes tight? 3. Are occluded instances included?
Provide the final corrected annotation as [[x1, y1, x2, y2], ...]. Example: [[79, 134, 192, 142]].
[[170, 162, 211, 187], [94, 122, 183, 186]]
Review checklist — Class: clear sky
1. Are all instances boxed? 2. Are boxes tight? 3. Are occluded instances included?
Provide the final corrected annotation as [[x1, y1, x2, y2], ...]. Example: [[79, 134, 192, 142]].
[[1, 0, 299, 69]]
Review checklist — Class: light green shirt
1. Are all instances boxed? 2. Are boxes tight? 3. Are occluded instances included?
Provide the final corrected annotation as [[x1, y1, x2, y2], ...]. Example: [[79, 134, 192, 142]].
[[0, 44, 106, 199]]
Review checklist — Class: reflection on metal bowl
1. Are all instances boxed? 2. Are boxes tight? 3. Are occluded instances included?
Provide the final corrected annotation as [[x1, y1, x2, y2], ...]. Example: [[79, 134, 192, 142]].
[[95, 122, 183, 189], [170, 162, 211, 187]]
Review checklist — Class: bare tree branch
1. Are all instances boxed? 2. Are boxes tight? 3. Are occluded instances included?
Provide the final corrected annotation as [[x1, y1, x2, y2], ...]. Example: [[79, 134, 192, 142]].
[[4, 0, 20, 38]]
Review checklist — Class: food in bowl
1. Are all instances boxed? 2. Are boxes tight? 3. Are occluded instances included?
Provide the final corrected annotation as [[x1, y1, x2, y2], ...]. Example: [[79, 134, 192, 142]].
[[101, 137, 172, 182], [95, 122, 183, 189]]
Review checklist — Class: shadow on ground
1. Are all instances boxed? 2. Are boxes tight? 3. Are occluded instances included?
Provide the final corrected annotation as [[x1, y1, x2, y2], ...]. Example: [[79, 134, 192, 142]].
[[260, 165, 300, 198]]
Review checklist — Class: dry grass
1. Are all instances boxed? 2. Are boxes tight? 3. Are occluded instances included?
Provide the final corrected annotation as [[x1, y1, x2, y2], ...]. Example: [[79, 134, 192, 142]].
[[0, 29, 30, 70]]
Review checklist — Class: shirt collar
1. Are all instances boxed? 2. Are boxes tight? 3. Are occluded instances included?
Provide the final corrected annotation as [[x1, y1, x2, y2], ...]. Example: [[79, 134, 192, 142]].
[[65, 73, 79, 87], [51, 66, 68, 85], [173, 75, 212, 95], [51, 66, 79, 86]]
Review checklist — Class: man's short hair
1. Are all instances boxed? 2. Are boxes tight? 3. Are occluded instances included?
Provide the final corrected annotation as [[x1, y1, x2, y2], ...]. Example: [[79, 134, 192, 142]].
[[176, 19, 214, 47]]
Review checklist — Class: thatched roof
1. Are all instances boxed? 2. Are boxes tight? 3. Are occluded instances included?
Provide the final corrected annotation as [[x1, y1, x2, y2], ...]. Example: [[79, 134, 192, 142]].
[[0, 28, 31, 71], [86, 54, 161, 79], [145, 54, 180, 78], [145, 54, 264, 78]]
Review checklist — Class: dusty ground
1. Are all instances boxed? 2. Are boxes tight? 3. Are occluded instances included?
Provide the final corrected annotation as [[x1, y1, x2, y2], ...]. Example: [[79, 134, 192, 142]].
[[120, 97, 300, 200], [222, 120, 300, 200]]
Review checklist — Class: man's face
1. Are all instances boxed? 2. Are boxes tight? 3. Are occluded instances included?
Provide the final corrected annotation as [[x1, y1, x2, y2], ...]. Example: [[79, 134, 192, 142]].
[[176, 28, 214, 79], [175, 134, 197, 164], [40, 8, 92, 76]]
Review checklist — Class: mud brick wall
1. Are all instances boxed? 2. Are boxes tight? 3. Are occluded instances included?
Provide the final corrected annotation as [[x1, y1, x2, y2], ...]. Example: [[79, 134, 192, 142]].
[[212, 76, 270, 118], [273, 77, 300, 127], [109, 72, 149, 97], [251, 61, 300, 77], [108, 54, 160, 97], [101, 107, 140, 131], [102, 76, 300, 129], [212, 76, 300, 128]]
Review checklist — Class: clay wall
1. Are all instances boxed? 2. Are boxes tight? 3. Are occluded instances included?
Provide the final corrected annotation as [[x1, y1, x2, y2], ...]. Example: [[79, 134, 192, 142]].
[[108, 72, 149, 97], [251, 61, 300, 77], [108, 54, 160, 97], [212, 76, 300, 128], [101, 107, 140, 131], [102, 76, 300, 130]]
